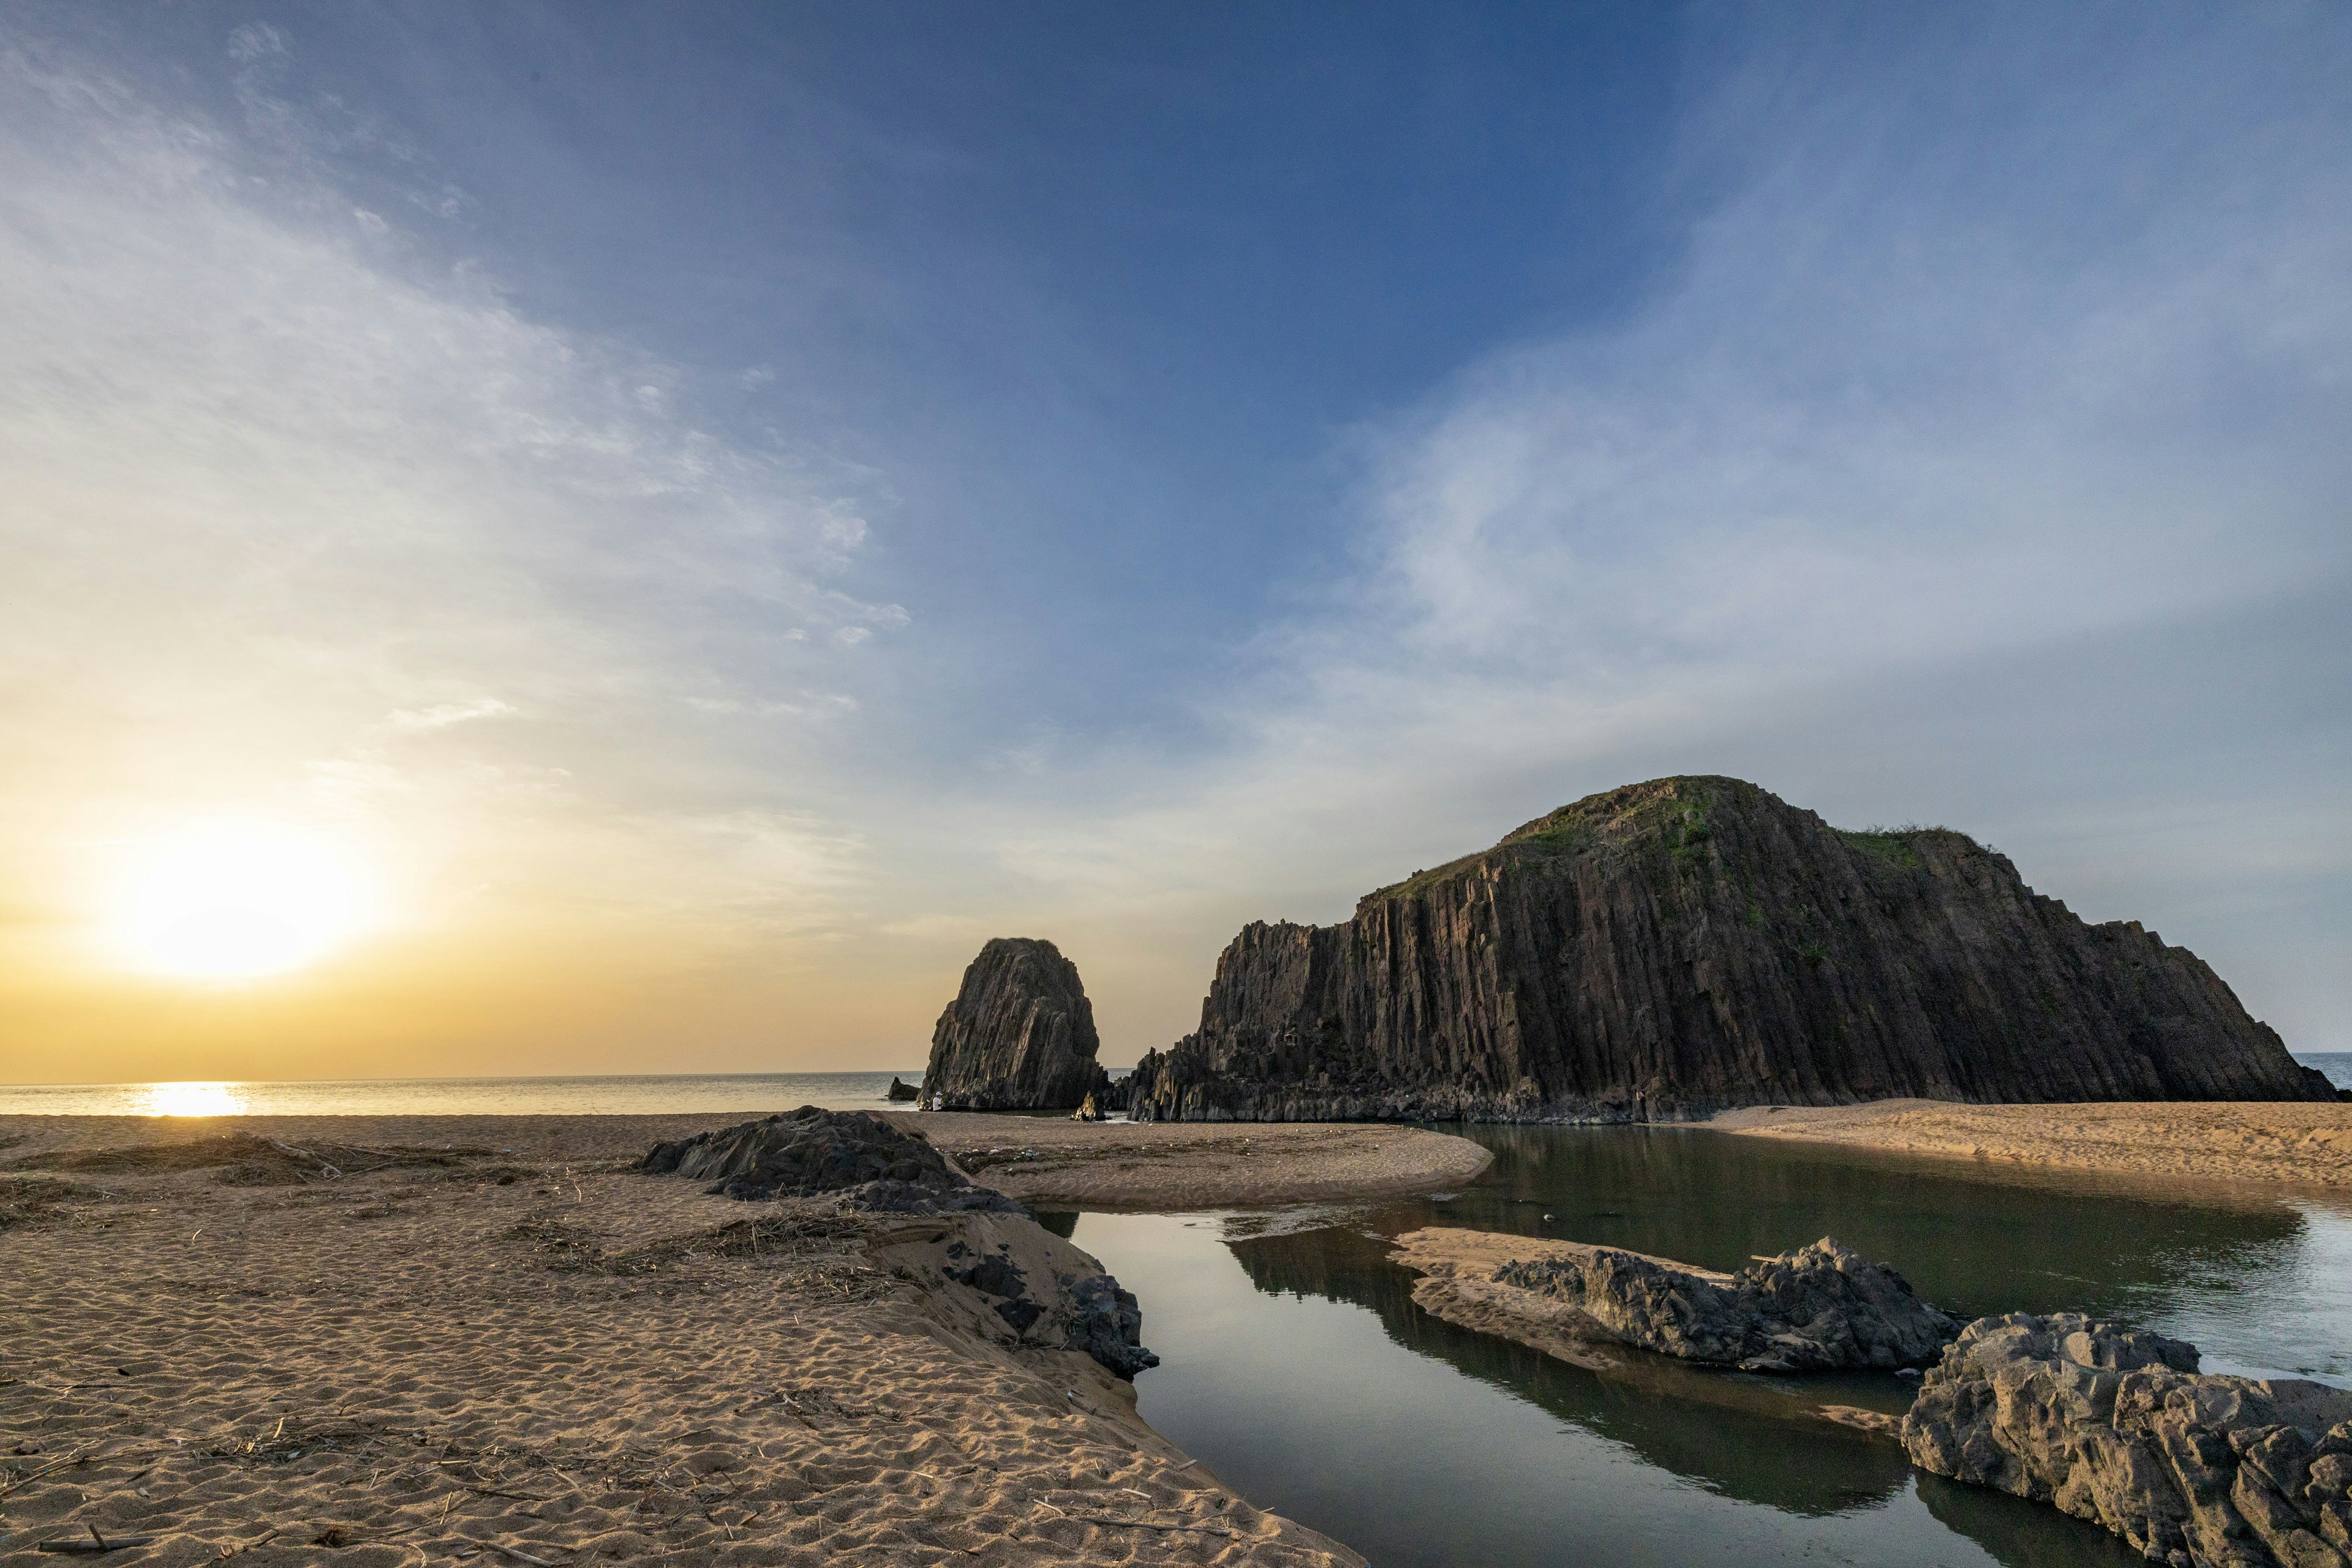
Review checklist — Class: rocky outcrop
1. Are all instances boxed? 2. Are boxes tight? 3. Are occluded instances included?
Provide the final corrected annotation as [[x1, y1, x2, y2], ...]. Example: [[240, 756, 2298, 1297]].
[[886, 1076, 920, 1102], [1126, 776, 2332, 1121], [639, 1106, 1025, 1215], [922, 938, 1112, 1110], [1395, 1227, 1953, 1373], [866, 1210, 1160, 1379], [641, 1108, 1158, 1378], [1903, 1313, 2352, 1567], [1493, 1236, 1956, 1372]]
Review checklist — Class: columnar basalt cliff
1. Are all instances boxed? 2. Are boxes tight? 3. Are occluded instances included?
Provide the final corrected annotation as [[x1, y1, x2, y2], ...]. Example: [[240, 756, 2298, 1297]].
[[1126, 777, 2332, 1123], [922, 937, 1113, 1110]]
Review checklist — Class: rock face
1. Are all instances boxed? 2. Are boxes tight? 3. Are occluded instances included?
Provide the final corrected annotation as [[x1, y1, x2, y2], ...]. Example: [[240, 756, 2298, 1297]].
[[1904, 1313, 2352, 1567], [639, 1106, 1025, 1215], [1493, 1236, 1956, 1372], [1126, 777, 2332, 1121], [923, 938, 1112, 1111]]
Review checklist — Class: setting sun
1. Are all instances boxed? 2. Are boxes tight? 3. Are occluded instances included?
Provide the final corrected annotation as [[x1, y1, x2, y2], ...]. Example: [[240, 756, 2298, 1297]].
[[114, 824, 375, 981]]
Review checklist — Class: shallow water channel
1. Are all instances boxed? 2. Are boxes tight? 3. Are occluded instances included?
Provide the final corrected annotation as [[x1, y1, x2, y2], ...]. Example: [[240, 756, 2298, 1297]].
[[1057, 1125, 2352, 1568]]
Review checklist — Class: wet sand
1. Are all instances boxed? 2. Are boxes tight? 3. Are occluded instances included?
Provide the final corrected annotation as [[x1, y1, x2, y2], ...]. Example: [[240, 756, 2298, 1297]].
[[0, 1113, 1371, 1566], [1711, 1098, 2352, 1190], [903, 1115, 1493, 1208]]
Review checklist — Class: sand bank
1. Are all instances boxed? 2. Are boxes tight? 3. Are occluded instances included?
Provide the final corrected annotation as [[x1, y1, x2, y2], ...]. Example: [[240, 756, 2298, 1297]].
[[1708, 1099, 2352, 1191], [902, 1115, 1492, 1208], [0, 1113, 1362, 1566]]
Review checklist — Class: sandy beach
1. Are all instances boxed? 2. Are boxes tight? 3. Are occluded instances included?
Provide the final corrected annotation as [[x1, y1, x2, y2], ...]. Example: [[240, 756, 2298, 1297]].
[[907, 1115, 1493, 1208], [1711, 1098, 2352, 1190], [0, 1112, 1449, 1566]]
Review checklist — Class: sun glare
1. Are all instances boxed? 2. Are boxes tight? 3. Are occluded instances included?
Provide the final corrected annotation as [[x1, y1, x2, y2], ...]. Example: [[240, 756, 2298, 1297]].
[[141, 1082, 244, 1117], [115, 824, 374, 980]]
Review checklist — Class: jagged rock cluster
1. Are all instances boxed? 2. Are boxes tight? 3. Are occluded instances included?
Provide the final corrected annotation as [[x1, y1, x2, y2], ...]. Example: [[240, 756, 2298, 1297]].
[[1904, 1313, 2352, 1567], [922, 938, 1115, 1110], [1494, 1237, 1957, 1372], [639, 1106, 1025, 1215], [1127, 776, 2333, 1122], [930, 1236, 1158, 1379], [641, 1108, 1158, 1378]]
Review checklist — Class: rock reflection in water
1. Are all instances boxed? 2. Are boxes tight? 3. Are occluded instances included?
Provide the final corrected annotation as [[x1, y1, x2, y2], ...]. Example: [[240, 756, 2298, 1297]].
[[1229, 1224, 1917, 1518], [1077, 1209, 2143, 1567], [1387, 1125, 2348, 1384]]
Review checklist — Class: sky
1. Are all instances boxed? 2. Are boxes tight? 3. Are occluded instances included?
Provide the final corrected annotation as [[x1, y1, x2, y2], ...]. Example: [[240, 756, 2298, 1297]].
[[1, 1, 2346, 1084]]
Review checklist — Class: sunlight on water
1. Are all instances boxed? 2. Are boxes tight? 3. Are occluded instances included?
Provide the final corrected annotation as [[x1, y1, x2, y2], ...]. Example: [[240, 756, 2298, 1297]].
[[138, 1081, 245, 1117], [0, 1072, 925, 1117]]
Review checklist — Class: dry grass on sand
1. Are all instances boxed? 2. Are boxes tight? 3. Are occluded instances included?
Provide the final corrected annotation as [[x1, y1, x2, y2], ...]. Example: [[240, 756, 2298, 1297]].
[[0, 1112, 1363, 1567]]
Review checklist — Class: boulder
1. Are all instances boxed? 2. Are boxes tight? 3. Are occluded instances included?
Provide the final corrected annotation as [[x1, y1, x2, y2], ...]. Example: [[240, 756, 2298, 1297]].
[[639, 1105, 1024, 1215], [922, 938, 1112, 1110], [1126, 776, 2332, 1122], [1493, 1235, 1956, 1371], [1903, 1313, 2352, 1567], [886, 1076, 920, 1102]]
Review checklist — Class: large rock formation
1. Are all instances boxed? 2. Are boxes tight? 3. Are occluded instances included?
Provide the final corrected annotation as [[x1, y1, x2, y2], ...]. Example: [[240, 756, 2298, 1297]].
[[1904, 1313, 2352, 1567], [922, 938, 1112, 1110], [1127, 776, 2332, 1121]]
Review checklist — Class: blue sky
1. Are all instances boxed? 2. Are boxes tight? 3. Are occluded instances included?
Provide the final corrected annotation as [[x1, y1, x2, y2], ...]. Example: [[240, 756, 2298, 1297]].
[[2, 2, 2346, 1077]]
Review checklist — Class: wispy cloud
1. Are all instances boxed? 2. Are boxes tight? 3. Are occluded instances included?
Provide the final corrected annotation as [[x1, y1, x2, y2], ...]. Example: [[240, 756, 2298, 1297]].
[[0, 28, 914, 1055]]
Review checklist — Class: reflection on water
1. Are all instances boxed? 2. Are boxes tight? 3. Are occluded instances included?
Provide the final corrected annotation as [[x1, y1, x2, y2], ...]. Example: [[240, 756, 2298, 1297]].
[[1077, 1210, 2139, 1568], [1067, 1123, 2352, 1568], [0, 1072, 922, 1118], [1406, 1125, 2352, 1386], [137, 1081, 246, 1117]]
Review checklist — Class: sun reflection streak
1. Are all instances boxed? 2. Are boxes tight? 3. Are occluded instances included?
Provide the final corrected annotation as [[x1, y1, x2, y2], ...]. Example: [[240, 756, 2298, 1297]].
[[140, 1082, 244, 1117]]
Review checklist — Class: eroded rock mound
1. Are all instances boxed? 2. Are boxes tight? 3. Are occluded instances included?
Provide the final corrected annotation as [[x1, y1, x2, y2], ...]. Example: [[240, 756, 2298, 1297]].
[[1496, 1236, 1956, 1371], [641, 1109, 1159, 1378], [922, 937, 1112, 1110], [912, 1229, 1158, 1379], [1903, 1313, 2352, 1567], [639, 1106, 1024, 1215], [1126, 776, 2332, 1122], [886, 1076, 920, 1102]]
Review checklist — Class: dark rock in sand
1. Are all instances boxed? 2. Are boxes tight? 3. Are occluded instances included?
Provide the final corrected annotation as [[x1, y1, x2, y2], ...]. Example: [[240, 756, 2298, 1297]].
[[642, 1107, 1158, 1378], [922, 938, 1112, 1110], [886, 1076, 921, 1102], [639, 1105, 1025, 1215], [1125, 775, 2332, 1123], [1904, 1313, 2352, 1567], [932, 1245, 1158, 1379], [1496, 1236, 1957, 1372]]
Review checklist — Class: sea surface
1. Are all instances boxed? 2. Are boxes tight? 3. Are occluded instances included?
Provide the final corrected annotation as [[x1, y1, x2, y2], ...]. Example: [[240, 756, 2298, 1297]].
[[2303, 1051, 2352, 1089], [0, 1071, 924, 1118]]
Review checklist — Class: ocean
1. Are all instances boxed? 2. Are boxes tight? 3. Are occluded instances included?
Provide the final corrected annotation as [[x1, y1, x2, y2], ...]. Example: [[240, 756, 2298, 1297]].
[[0, 1071, 923, 1118], [2, 1055, 2341, 1117]]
